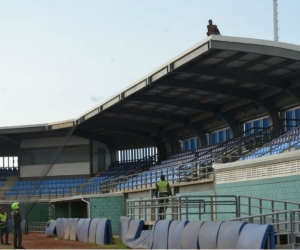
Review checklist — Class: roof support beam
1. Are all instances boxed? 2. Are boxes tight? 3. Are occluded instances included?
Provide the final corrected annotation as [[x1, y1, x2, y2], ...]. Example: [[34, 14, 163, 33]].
[[176, 64, 284, 89], [106, 107, 186, 124], [151, 135, 167, 161], [188, 123, 208, 147], [221, 113, 240, 138], [160, 132, 181, 154], [156, 78, 254, 100], [87, 119, 160, 133], [87, 124, 154, 138], [257, 100, 281, 139], [128, 95, 217, 113]]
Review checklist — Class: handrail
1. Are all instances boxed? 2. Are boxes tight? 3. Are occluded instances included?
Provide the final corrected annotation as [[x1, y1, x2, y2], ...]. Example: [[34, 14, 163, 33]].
[[126, 195, 238, 222], [240, 126, 300, 160], [96, 159, 214, 194]]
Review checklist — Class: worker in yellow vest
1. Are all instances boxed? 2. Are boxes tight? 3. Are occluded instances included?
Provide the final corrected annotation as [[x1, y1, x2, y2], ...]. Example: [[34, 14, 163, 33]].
[[155, 175, 173, 220], [11, 202, 24, 249], [0, 207, 11, 245]]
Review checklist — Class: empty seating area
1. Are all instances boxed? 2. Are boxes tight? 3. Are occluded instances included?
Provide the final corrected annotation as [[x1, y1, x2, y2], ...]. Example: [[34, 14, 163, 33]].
[[6, 178, 87, 196], [150, 151, 194, 170], [109, 160, 211, 193], [240, 126, 300, 161], [99, 158, 154, 178], [96, 130, 274, 193]]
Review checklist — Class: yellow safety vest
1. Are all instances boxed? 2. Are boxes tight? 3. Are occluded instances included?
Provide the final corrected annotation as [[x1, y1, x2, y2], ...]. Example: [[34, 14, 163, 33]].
[[157, 181, 168, 193], [0, 212, 7, 228]]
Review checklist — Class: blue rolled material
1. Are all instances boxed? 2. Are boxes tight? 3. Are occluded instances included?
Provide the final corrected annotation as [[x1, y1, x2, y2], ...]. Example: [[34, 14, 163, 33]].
[[75, 219, 85, 241], [56, 218, 67, 238], [124, 219, 144, 243], [181, 220, 205, 249], [236, 224, 275, 249], [126, 230, 152, 249], [198, 221, 224, 249], [77, 219, 92, 242], [95, 218, 113, 245], [217, 221, 247, 249], [168, 220, 189, 249], [63, 218, 73, 240], [151, 220, 172, 249], [45, 220, 57, 237], [88, 218, 102, 243], [119, 216, 132, 243], [69, 218, 79, 241]]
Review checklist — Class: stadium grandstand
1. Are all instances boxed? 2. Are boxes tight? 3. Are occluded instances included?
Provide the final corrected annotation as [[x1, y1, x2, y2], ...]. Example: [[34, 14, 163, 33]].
[[2, 35, 300, 247]]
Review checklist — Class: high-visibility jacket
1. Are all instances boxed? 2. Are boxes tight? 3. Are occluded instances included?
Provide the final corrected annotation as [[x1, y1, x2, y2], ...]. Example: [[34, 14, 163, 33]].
[[157, 181, 169, 196], [0, 212, 7, 228]]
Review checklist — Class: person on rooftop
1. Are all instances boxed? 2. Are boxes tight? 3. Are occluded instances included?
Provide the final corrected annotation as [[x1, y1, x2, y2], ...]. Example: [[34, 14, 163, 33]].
[[207, 19, 221, 36]]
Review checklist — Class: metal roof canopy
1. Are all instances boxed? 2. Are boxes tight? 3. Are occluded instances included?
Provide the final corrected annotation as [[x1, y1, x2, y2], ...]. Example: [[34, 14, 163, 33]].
[[1, 35, 300, 157]]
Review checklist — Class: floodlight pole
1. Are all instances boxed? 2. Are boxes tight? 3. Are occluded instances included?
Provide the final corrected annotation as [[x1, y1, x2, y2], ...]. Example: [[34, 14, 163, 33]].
[[273, 0, 279, 42]]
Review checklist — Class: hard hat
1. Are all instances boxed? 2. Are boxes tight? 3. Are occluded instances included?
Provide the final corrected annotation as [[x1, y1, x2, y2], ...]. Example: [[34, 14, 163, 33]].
[[11, 202, 19, 210]]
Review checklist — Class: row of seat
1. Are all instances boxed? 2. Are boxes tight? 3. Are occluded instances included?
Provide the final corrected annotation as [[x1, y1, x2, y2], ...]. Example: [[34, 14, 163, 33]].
[[6, 189, 72, 196], [14, 178, 87, 186], [241, 127, 300, 160], [92, 177, 106, 182], [11, 183, 79, 190], [6, 178, 88, 197]]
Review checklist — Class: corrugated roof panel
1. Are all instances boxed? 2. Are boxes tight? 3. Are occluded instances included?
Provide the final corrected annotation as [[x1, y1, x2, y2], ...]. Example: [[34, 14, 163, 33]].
[[269, 68, 291, 76], [239, 53, 263, 61], [203, 58, 223, 65], [214, 50, 237, 58], [262, 57, 286, 65], [285, 62, 300, 70], [225, 61, 245, 68], [248, 64, 270, 71]]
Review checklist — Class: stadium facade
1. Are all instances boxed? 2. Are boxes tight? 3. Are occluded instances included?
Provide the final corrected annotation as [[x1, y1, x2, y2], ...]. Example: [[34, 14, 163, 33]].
[[1, 35, 300, 235]]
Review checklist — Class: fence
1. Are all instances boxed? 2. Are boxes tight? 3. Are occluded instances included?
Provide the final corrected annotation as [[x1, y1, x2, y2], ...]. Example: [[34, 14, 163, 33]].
[[126, 195, 238, 222], [27, 222, 47, 234], [126, 195, 300, 245]]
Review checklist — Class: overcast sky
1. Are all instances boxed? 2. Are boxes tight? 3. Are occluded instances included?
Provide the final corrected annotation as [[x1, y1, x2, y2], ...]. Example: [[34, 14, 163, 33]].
[[1, 0, 300, 127]]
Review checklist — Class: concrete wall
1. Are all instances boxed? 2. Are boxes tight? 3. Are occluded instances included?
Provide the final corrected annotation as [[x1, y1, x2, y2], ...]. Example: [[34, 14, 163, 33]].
[[20, 136, 90, 178], [92, 140, 111, 174], [21, 162, 90, 177]]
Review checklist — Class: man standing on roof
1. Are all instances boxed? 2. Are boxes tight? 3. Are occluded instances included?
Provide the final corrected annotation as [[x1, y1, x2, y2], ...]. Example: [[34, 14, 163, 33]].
[[0, 206, 11, 245], [206, 19, 221, 36], [11, 202, 25, 249], [155, 175, 173, 220]]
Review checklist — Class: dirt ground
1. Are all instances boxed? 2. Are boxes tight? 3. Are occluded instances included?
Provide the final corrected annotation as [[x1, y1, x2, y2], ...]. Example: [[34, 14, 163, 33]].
[[0, 234, 125, 249]]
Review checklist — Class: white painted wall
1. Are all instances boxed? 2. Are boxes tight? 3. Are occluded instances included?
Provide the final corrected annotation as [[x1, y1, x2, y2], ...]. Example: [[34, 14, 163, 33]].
[[20, 162, 90, 177], [20, 136, 90, 177]]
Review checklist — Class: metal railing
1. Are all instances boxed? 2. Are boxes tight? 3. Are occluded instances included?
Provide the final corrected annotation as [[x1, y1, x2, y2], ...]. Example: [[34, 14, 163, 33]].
[[126, 195, 238, 222], [0, 187, 79, 200], [80, 159, 214, 195], [239, 126, 300, 160], [27, 222, 47, 234], [126, 194, 300, 245]]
